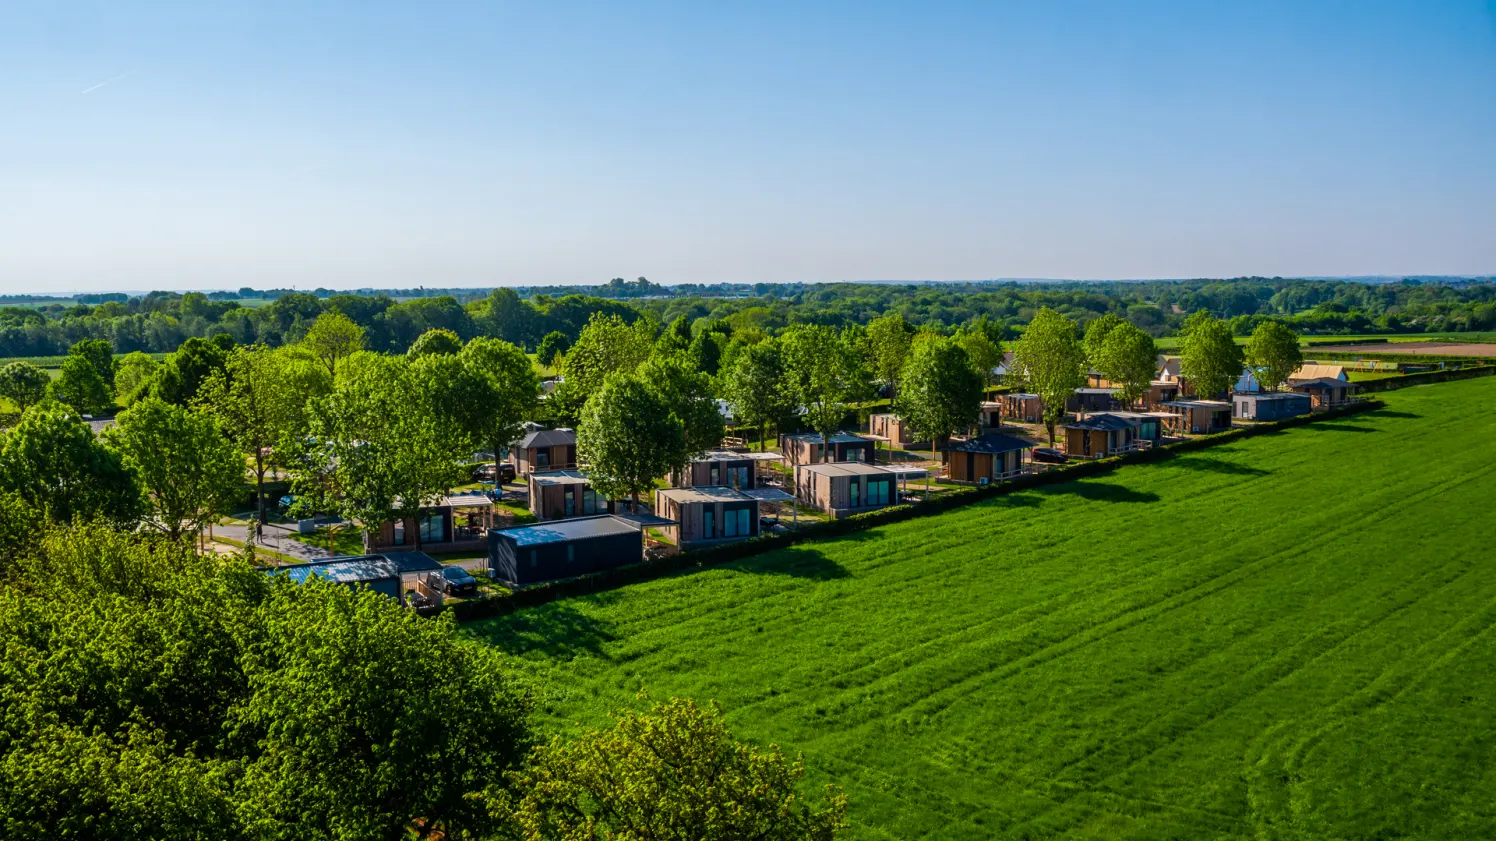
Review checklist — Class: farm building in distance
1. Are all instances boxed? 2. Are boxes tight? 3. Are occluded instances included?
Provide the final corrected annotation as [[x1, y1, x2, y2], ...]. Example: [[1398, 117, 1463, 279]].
[[488, 515, 645, 587], [528, 470, 607, 520], [940, 433, 1034, 483], [1000, 393, 1045, 423], [1234, 392, 1312, 421], [795, 462, 901, 519], [779, 431, 875, 466], [1288, 364, 1348, 383], [1064, 414, 1145, 458], [510, 428, 577, 476], [1163, 400, 1234, 435]]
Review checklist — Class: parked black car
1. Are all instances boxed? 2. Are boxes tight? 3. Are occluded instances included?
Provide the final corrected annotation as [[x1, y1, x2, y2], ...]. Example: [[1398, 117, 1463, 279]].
[[1031, 447, 1068, 464], [427, 566, 478, 597]]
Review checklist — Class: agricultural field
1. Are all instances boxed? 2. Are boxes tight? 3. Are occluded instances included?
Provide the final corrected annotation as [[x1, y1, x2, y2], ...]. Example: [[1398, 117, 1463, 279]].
[[469, 376, 1496, 840]]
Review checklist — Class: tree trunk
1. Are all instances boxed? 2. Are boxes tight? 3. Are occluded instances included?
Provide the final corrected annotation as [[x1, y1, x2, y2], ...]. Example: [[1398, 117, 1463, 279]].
[[362, 527, 374, 554], [631, 491, 640, 514], [1046, 421, 1056, 445], [254, 451, 267, 525], [759, 420, 767, 452]]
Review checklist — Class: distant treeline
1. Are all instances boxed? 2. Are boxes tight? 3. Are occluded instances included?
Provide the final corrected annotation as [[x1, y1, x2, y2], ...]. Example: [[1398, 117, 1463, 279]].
[[2, 277, 1493, 358]]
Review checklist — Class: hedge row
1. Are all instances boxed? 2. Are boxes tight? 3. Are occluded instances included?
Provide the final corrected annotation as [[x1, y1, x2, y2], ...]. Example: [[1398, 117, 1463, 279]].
[[1355, 364, 1494, 393], [448, 398, 1385, 623]]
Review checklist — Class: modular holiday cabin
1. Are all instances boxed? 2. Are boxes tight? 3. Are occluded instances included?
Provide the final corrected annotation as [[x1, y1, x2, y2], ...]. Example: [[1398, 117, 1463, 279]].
[[1142, 381, 1181, 410], [509, 428, 577, 476], [1067, 387, 1121, 414], [370, 492, 496, 553], [940, 433, 1034, 483], [1287, 364, 1348, 384], [867, 413, 915, 447], [1162, 400, 1234, 435], [1063, 414, 1145, 459], [1233, 391, 1312, 421], [778, 431, 876, 466], [1000, 392, 1045, 423], [794, 462, 900, 519], [528, 470, 608, 520], [672, 450, 782, 490], [487, 515, 645, 588], [1101, 410, 1172, 444], [654, 486, 760, 547], [1289, 377, 1359, 410]]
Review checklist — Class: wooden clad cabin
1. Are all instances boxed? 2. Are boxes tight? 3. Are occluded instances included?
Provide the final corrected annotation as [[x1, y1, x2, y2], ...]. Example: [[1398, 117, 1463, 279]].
[[1101, 411, 1171, 444], [1001, 393, 1044, 423], [654, 486, 761, 547], [371, 493, 495, 553], [778, 432, 875, 466], [794, 462, 900, 519], [868, 413, 915, 447], [1289, 377, 1358, 409], [1142, 381, 1181, 410], [1067, 387, 1121, 414], [509, 428, 576, 476], [1162, 400, 1234, 435], [1233, 392, 1312, 421], [1063, 414, 1144, 458], [940, 433, 1034, 483], [672, 450, 782, 490], [528, 470, 608, 520]]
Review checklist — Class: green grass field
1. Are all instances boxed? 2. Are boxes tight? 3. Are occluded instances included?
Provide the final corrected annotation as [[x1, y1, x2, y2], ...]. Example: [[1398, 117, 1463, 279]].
[[468, 376, 1496, 840]]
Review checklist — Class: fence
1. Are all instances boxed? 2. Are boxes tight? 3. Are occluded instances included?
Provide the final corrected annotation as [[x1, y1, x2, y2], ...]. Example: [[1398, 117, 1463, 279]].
[[447, 397, 1385, 623]]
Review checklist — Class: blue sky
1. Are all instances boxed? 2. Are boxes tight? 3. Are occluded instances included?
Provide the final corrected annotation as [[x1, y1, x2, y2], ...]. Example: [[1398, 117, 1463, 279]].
[[2, 1, 1494, 292]]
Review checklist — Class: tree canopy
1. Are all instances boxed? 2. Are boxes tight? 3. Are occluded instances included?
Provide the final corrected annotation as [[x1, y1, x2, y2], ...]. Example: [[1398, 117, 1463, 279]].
[[781, 324, 870, 455], [103, 397, 245, 541], [576, 373, 684, 511], [407, 327, 464, 357], [48, 354, 113, 415], [1244, 321, 1304, 392], [552, 313, 656, 423], [1179, 311, 1246, 398], [0, 404, 142, 528], [0, 361, 51, 414], [896, 336, 982, 444], [1010, 308, 1086, 444], [1095, 321, 1158, 407], [302, 310, 366, 377], [460, 337, 542, 464], [864, 312, 916, 400], [721, 339, 794, 451]]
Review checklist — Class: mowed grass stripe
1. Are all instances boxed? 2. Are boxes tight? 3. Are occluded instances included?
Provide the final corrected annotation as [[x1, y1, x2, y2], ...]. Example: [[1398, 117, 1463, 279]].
[[468, 378, 1496, 840]]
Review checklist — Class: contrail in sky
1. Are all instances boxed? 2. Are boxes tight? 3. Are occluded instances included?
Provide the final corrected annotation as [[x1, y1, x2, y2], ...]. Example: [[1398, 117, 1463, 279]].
[[81, 71, 133, 95]]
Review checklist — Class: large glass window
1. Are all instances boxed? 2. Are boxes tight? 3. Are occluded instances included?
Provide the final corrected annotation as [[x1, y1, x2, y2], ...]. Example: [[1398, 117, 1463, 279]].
[[730, 466, 749, 488], [582, 488, 599, 514], [868, 480, 889, 506], [536, 450, 550, 469], [420, 512, 445, 544], [850, 480, 861, 507], [737, 508, 751, 536], [564, 490, 575, 517], [724, 508, 738, 538], [703, 509, 715, 539], [709, 464, 720, 485], [393, 519, 406, 546]]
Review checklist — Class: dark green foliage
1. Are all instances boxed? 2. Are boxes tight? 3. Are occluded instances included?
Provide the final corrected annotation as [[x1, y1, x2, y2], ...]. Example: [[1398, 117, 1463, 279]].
[[0, 404, 142, 527], [145, 336, 231, 405], [406, 327, 463, 357], [48, 355, 113, 415], [0, 361, 51, 412], [535, 330, 570, 366]]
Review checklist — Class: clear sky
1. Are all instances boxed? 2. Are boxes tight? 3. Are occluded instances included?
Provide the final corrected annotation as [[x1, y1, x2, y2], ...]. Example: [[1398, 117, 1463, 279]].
[[2, 1, 1494, 293]]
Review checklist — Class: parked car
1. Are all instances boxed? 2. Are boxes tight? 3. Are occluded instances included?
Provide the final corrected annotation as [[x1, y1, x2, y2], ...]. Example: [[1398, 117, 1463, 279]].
[[1031, 447, 1068, 464], [427, 566, 478, 597]]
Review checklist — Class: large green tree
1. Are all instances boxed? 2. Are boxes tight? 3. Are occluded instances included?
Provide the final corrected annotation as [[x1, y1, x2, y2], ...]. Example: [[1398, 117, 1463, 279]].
[[0, 361, 50, 413], [720, 339, 794, 451], [501, 698, 848, 841], [0, 404, 142, 527], [460, 337, 542, 466], [302, 310, 366, 378], [535, 330, 570, 369], [639, 351, 726, 461], [48, 355, 113, 415], [576, 373, 684, 513], [1010, 308, 1086, 444], [68, 339, 117, 394], [103, 397, 245, 542], [781, 324, 870, 461], [407, 328, 464, 358], [897, 337, 982, 492], [1179, 311, 1246, 398], [864, 312, 915, 399], [113, 351, 160, 403], [1082, 313, 1124, 369], [146, 335, 232, 406], [197, 345, 332, 525], [551, 313, 655, 424], [955, 327, 1003, 389], [1095, 321, 1158, 408], [1244, 321, 1303, 392]]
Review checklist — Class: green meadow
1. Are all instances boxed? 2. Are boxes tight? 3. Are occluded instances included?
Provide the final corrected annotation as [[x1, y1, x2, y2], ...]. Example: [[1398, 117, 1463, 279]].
[[468, 377, 1496, 840]]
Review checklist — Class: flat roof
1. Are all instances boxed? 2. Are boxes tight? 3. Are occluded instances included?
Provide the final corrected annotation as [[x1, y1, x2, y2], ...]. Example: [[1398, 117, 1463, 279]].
[[1235, 391, 1311, 401], [1066, 414, 1142, 431], [442, 492, 494, 508], [493, 515, 641, 547], [274, 556, 399, 585], [693, 449, 783, 462], [1163, 399, 1233, 409], [612, 511, 678, 528], [741, 487, 796, 502], [942, 432, 1036, 454], [881, 464, 929, 478], [1004, 392, 1041, 399], [1105, 410, 1175, 419], [377, 551, 444, 573], [657, 486, 753, 504], [1075, 387, 1119, 394], [1291, 377, 1356, 389], [799, 462, 895, 477], [529, 469, 591, 487], [781, 431, 872, 444]]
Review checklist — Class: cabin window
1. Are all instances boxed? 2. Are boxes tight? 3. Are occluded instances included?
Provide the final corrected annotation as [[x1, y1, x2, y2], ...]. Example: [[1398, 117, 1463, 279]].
[[582, 488, 600, 514], [419, 513, 445, 544], [566, 544, 574, 563], [564, 490, 575, 517], [867, 480, 889, 506], [703, 509, 715, 539], [536, 450, 550, 469], [850, 480, 861, 507], [724, 508, 739, 538], [709, 464, 720, 485], [393, 519, 406, 546], [737, 507, 751, 535], [730, 466, 749, 488]]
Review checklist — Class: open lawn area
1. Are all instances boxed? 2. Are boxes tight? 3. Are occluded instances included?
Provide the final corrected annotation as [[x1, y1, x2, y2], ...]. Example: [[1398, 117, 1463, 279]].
[[467, 376, 1496, 840]]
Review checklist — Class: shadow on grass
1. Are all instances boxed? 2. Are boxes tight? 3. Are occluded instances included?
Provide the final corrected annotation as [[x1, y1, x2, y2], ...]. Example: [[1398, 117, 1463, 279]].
[[1311, 423, 1379, 433], [468, 601, 617, 659], [1166, 455, 1271, 477], [728, 545, 851, 581], [1042, 479, 1160, 504], [1362, 408, 1419, 420]]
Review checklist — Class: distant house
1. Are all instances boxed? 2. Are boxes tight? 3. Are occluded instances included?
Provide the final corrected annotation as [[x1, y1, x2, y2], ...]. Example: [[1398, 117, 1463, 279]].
[[778, 431, 875, 466], [528, 470, 608, 520], [654, 485, 765, 547], [795, 462, 901, 519], [487, 515, 645, 588], [510, 428, 576, 476], [1000, 392, 1044, 423], [940, 433, 1034, 483], [868, 413, 915, 447], [1289, 377, 1359, 410], [1233, 391, 1311, 421], [1162, 399, 1233, 435], [1067, 387, 1121, 414], [371, 492, 496, 553], [1156, 357, 1196, 397], [672, 450, 782, 490], [1288, 364, 1348, 384], [993, 351, 1017, 383], [1064, 413, 1145, 458]]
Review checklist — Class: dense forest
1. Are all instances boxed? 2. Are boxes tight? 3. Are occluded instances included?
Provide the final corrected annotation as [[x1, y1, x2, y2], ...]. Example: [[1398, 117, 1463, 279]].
[[2, 277, 1493, 359]]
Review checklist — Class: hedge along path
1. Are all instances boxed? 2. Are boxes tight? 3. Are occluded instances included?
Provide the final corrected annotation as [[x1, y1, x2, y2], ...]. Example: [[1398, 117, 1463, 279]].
[[465, 376, 1496, 840]]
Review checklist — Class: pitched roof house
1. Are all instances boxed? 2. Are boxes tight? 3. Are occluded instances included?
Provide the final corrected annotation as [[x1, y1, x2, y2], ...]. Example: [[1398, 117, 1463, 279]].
[[1064, 413, 1144, 458], [510, 428, 576, 476], [940, 432, 1035, 483]]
